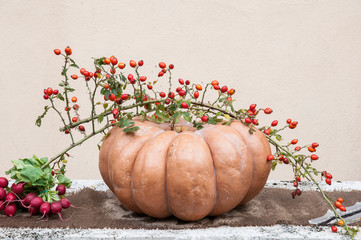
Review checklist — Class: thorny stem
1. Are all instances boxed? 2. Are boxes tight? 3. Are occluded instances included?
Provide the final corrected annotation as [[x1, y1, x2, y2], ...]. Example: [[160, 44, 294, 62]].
[[168, 69, 172, 93], [212, 91, 221, 106], [135, 67, 143, 103], [49, 98, 74, 144], [201, 84, 210, 104], [90, 79, 99, 133], [191, 101, 240, 120], [42, 123, 115, 169], [266, 135, 354, 238], [59, 99, 165, 131], [62, 56, 72, 127]]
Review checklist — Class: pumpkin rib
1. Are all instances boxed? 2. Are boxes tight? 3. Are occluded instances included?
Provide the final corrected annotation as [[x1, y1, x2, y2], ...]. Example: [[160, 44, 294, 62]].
[[229, 121, 271, 205], [109, 122, 164, 213], [131, 130, 178, 218], [99, 127, 123, 193], [196, 125, 252, 216], [166, 131, 216, 221]]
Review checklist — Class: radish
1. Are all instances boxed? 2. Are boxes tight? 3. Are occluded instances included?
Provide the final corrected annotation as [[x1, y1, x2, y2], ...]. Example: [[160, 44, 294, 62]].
[[39, 202, 51, 220], [4, 204, 17, 217], [30, 197, 44, 209], [28, 206, 39, 217], [0, 177, 8, 188], [51, 201, 65, 221], [0, 200, 5, 211], [0, 188, 6, 200], [23, 193, 37, 206], [11, 182, 26, 195], [56, 185, 66, 195], [60, 198, 79, 209], [5, 192, 16, 203], [1, 192, 22, 210]]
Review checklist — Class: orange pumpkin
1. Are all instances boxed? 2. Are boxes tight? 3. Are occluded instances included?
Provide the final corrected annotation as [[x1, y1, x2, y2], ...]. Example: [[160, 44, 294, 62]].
[[99, 119, 271, 221]]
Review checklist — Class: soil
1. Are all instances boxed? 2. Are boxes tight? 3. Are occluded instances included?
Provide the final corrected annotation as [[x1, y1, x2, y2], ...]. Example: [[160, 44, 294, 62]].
[[0, 188, 359, 229]]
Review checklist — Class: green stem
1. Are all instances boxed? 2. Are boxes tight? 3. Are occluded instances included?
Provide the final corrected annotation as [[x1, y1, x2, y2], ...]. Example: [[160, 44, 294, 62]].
[[135, 67, 143, 104], [62, 56, 72, 126], [49, 98, 74, 144], [266, 135, 354, 237], [90, 79, 99, 133], [201, 84, 210, 104], [42, 123, 115, 169], [59, 99, 165, 131], [168, 69, 172, 93]]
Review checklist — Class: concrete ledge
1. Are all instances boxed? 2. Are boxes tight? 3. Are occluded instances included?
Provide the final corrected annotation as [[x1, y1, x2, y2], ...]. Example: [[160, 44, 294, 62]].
[[0, 225, 359, 240], [67, 180, 361, 193]]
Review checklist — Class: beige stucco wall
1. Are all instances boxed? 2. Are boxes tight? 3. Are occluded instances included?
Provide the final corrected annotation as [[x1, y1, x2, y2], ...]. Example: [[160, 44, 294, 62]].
[[0, 0, 360, 181]]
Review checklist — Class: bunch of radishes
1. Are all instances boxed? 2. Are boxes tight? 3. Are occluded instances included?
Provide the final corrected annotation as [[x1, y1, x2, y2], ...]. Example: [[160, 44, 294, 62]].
[[0, 176, 75, 220]]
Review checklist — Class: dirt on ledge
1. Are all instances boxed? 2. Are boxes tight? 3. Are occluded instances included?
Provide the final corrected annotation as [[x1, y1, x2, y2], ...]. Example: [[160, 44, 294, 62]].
[[0, 188, 359, 229]]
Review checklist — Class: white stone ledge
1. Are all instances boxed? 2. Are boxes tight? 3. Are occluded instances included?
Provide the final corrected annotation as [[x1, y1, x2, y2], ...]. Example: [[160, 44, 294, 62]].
[[67, 180, 361, 193], [0, 225, 359, 240]]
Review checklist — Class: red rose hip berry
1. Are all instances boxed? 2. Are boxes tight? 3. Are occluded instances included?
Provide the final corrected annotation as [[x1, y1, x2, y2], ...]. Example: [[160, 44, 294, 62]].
[[201, 116, 208, 122], [181, 102, 189, 109]]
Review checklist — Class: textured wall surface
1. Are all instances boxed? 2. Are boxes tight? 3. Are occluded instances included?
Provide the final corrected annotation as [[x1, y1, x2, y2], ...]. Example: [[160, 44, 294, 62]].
[[0, 0, 360, 180]]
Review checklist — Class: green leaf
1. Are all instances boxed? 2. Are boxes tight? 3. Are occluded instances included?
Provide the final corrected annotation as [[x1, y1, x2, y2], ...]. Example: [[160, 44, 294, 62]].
[[57, 174, 72, 188], [65, 86, 75, 92], [121, 75, 126, 82], [61, 68, 68, 76], [183, 114, 191, 122], [12, 159, 26, 169], [69, 63, 79, 69], [19, 165, 44, 183], [123, 126, 140, 133], [271, 161, 278, 171], [98, 113, 104, 123], [60, 165, 66, 175], [35, 106, 50, 127], [103, 103, 108, 109], [275, 134, 283, 141], [56, 93, 64, 101]]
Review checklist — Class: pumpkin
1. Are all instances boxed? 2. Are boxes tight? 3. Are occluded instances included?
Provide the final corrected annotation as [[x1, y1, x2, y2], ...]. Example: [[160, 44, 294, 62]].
[[99, 119, 271, 221]]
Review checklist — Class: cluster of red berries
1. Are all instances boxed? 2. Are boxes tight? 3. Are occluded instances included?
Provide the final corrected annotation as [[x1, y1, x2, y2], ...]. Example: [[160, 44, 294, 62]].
[[43, 87, 59, 100], [291, 176, 302, 198], [322, 171, 334, 185], [330, 198, 347, 233], [244, 104, 273, 127], [333, 197, 346, 212], [53, 47, 72, 56], [157, 61, 173, 77]]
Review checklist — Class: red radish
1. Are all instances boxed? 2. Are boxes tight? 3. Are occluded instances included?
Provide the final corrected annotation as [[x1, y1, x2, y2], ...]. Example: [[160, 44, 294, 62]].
[[39, 202, 51, 217], [28, 206, 39, 217], [0, 177, 8, 188], [0, 188, 6, 200], [30, 197, 44, 209], [60, 198, 71, 209], [4, 204, 17, 217], [60, 198, 79, 209], [38, 203, 50, 221], [11, 182, 26, 195], [5, 193, 16, 203], [23, 193, 37, 206], [0, 200, 4, 211], [51, 202, 65, 221], [56, 185, 66, 195]]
